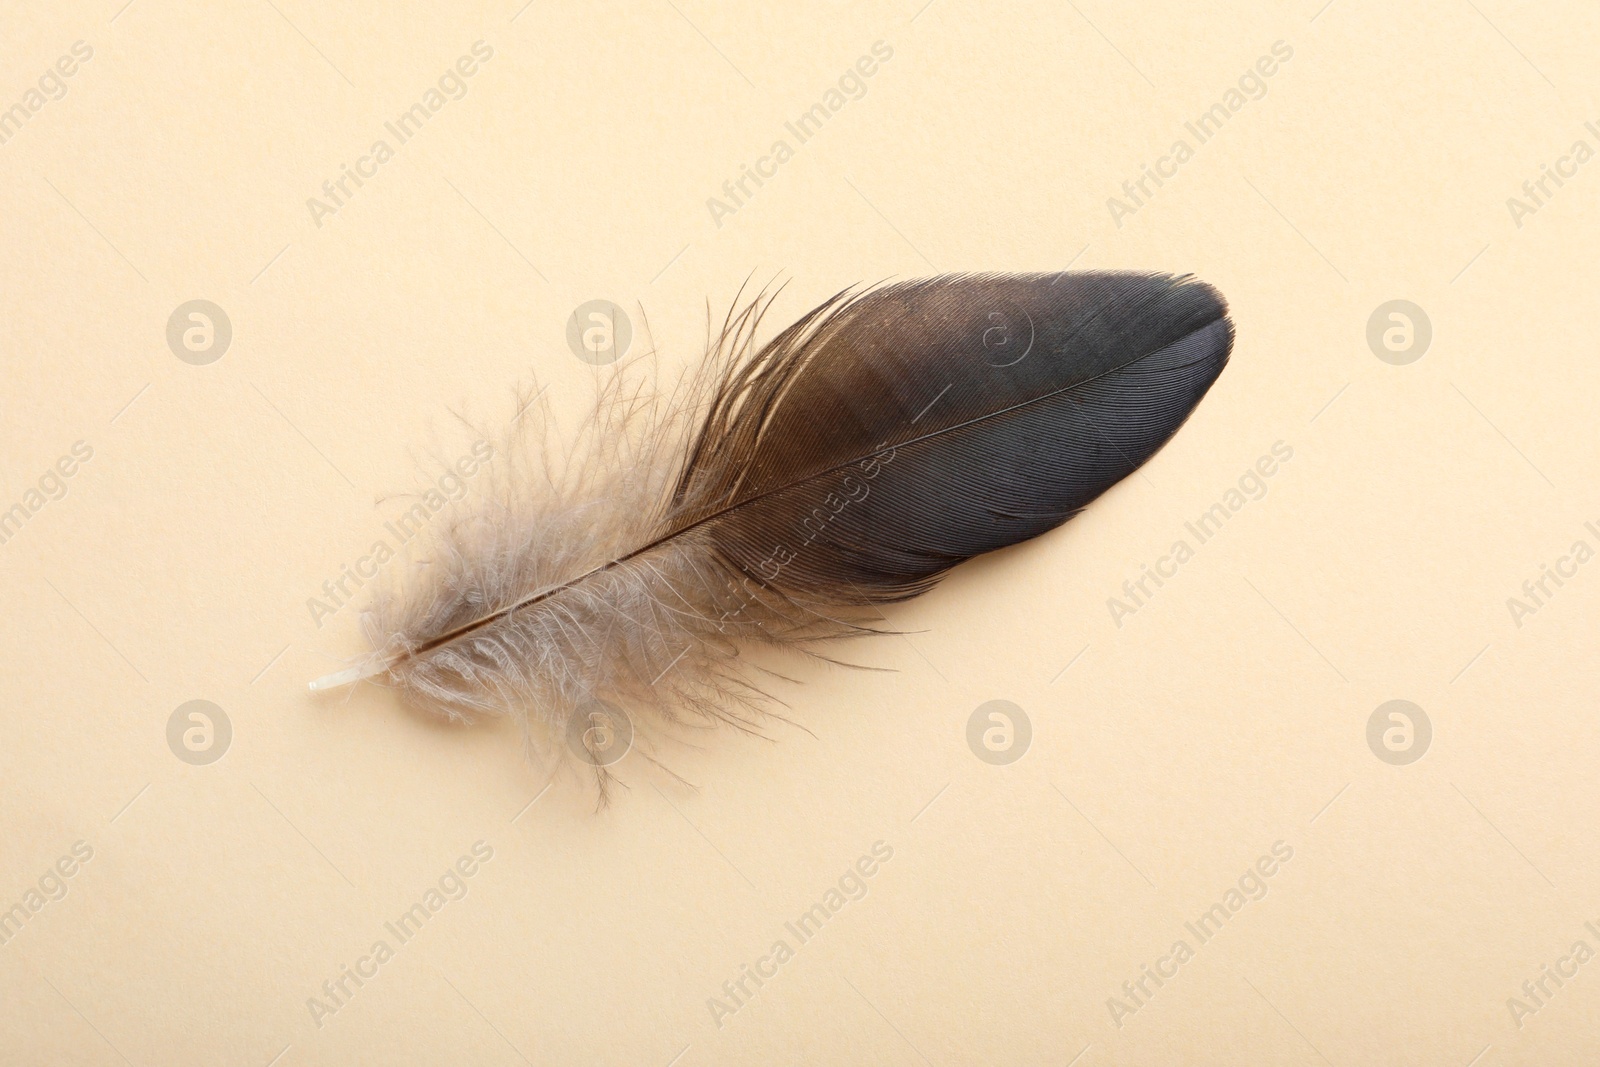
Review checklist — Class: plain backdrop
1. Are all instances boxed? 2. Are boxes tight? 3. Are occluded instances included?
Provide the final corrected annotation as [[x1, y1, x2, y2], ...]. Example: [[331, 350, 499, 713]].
[[2, 0, 1599, 1064]]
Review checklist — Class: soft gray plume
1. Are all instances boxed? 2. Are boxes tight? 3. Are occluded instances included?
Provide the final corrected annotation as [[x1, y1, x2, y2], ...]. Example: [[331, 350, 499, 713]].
[[313, 272, 1233, 794]]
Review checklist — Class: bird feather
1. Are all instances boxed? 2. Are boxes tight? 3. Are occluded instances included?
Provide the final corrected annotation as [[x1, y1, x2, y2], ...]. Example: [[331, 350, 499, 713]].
[[312, 271, 1233, 790]]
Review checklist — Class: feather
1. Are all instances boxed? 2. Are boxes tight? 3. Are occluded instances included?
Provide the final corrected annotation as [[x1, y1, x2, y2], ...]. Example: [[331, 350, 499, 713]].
[[312, 271, 1232, 786]]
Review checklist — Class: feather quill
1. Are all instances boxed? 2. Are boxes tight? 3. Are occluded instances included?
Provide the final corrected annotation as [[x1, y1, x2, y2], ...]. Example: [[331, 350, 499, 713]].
[[313, 271, 1232, 784]]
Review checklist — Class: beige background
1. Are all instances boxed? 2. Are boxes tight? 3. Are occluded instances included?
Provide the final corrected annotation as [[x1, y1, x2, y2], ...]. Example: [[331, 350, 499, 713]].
[[3, 0, 1599, 1063]]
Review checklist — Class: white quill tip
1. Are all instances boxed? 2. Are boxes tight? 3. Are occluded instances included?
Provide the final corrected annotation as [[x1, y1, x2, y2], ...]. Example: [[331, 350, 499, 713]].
[[308, 662, 387, 692]]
